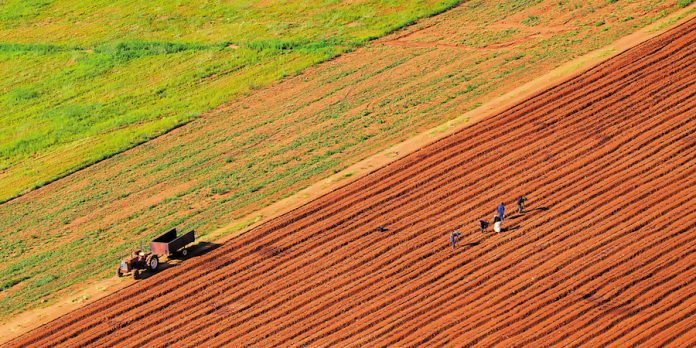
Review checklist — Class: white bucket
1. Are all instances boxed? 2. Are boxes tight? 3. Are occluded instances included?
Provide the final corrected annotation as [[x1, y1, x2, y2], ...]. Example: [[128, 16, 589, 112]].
[[494, 221, 502, 233]]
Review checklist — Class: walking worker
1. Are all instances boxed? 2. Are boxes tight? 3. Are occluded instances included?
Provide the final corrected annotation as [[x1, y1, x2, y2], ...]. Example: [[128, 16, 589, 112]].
[[517, 195, 528, 214], [493, 214, 503, 233], [497, 202, 506, 221], [479, 219, 489, 233], [450, 230, 462, 250]]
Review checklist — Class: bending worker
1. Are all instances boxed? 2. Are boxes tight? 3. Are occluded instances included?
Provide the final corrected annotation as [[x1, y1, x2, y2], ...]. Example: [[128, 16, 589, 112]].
[[517, 195, 528, 214], [450, 230, 462, 250]]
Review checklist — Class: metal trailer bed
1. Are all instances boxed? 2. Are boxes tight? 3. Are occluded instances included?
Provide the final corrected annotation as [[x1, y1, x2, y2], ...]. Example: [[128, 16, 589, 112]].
[[150, 228, 195, 257]]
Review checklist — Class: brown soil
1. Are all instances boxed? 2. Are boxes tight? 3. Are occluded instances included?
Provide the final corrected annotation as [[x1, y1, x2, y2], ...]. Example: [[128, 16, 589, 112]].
[[5, 17, 695, 348]]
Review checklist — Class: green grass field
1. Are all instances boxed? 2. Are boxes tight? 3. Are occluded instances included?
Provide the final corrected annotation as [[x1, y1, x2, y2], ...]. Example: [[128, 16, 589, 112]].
[[0, 0, 462, 202]]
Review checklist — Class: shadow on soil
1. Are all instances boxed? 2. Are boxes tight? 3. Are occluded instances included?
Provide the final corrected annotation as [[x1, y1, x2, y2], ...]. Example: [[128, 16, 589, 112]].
[[255, 244, 284, 257], [507, 206, 550, 220], [135, 241, 221, 280]]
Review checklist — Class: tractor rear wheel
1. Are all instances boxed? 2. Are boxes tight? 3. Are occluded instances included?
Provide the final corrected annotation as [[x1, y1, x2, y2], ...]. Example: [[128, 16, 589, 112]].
[[146, 255, 159, 272]]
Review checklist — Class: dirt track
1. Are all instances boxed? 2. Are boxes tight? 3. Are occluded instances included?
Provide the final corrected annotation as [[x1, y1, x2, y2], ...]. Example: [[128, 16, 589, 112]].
[[7, 18, 695, 348]]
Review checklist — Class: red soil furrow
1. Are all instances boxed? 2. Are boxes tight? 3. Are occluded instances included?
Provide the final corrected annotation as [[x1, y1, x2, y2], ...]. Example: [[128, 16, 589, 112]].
[[400, 215, 692, 346], [150, 94, 692, 346], [47, 109, 696, 348], [346, 119, 696, 346], [84, 50, 684, 346], [312, 75, 696, 346], [460, 173, 696, 344], [243, 193, 696, 348], [607, 288, 696, 347], [575, 282, 696, 347], [160, 87, 660, 346], [513, 227, 696, 346], [667, 325, 696, 348], [190, 89, 696, 346], [354, 160, 696, 348], [571, 266, 696, 345], [528, 275, 696, 348], [640, 306, 696, 348], [490, 232, 696, 347], [235, 104, 696, 348], [218, 88, 696, 346], [394, 143, 696, 346], [7, 17, 695, 348]]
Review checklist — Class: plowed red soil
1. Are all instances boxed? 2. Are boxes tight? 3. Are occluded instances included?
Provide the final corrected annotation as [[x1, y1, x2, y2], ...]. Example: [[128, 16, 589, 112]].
[[7, 18, 695, 348]]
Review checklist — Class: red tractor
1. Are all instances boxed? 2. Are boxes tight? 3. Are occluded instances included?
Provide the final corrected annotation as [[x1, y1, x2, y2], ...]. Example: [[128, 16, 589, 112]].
[[117, 228, 195, 279], [117, 250, 160, 279]]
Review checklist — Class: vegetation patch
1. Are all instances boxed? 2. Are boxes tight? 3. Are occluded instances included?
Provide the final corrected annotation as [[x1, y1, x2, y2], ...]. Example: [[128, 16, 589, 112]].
[[0, 0, 463, 202]]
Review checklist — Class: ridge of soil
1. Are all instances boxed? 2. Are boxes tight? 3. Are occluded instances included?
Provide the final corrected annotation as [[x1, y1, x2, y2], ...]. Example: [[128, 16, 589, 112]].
[[4, 14, 695, 348]]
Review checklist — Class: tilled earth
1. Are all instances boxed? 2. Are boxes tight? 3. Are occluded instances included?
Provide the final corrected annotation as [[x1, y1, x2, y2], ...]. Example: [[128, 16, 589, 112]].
[[7, 17, 695, 348]]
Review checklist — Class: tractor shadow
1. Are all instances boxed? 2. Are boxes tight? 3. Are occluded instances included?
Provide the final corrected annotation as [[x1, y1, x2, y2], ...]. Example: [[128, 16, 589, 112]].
[[136, 242, 222, 280], [169, 241, 222, 260], [134, 262, 177, 280]]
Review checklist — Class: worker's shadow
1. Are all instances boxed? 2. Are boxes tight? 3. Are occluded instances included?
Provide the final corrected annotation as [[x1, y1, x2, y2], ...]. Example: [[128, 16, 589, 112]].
[[502, 225, 521, 232], [460, 241, 481, 247], [508, 206, 549, 220]]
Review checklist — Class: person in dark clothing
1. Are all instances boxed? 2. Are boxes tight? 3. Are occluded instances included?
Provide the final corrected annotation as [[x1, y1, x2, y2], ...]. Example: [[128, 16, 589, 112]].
[[450, 230, 462, 250], [517, 195, 528, 214], [479, 220, 489, 233], [497, 202, 506, 221]]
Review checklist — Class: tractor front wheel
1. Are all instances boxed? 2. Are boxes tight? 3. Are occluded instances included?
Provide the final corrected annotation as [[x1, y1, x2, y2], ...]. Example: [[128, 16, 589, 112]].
[[116, 267, 123, 277]]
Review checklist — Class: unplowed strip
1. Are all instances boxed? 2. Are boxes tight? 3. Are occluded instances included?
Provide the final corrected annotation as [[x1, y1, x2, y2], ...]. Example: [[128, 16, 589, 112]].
[[6, 17, 695, 348]]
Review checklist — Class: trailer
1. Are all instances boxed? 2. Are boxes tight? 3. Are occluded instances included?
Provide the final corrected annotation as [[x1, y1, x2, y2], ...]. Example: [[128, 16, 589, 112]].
[[150, 228, 196, 257], [117, 228, 196, 278]]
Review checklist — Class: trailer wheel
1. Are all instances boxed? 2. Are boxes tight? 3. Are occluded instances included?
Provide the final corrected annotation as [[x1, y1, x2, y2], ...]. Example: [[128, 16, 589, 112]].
[[180, 248, 189, 258], [146, 255, 159, 271]]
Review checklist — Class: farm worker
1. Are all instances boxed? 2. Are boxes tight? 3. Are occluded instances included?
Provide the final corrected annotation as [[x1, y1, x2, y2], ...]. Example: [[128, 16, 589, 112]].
[[517, 195, 528, 214], [479, 220, 489, 233], [493, 214, 502, 233], [497, 202, 506, 221], [450, 230, 462, 250]]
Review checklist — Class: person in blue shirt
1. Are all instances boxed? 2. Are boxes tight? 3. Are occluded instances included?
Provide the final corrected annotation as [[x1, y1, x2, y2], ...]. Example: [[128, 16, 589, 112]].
[[497, 202, 506, 221]]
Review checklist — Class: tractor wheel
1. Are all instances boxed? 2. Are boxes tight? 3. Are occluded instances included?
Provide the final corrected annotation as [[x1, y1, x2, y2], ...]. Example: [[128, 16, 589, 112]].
[[146, 255, 159, 272], [180, 248, 189, 258], [133, 270, 139, 280], [116, 267, 123, 278]]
